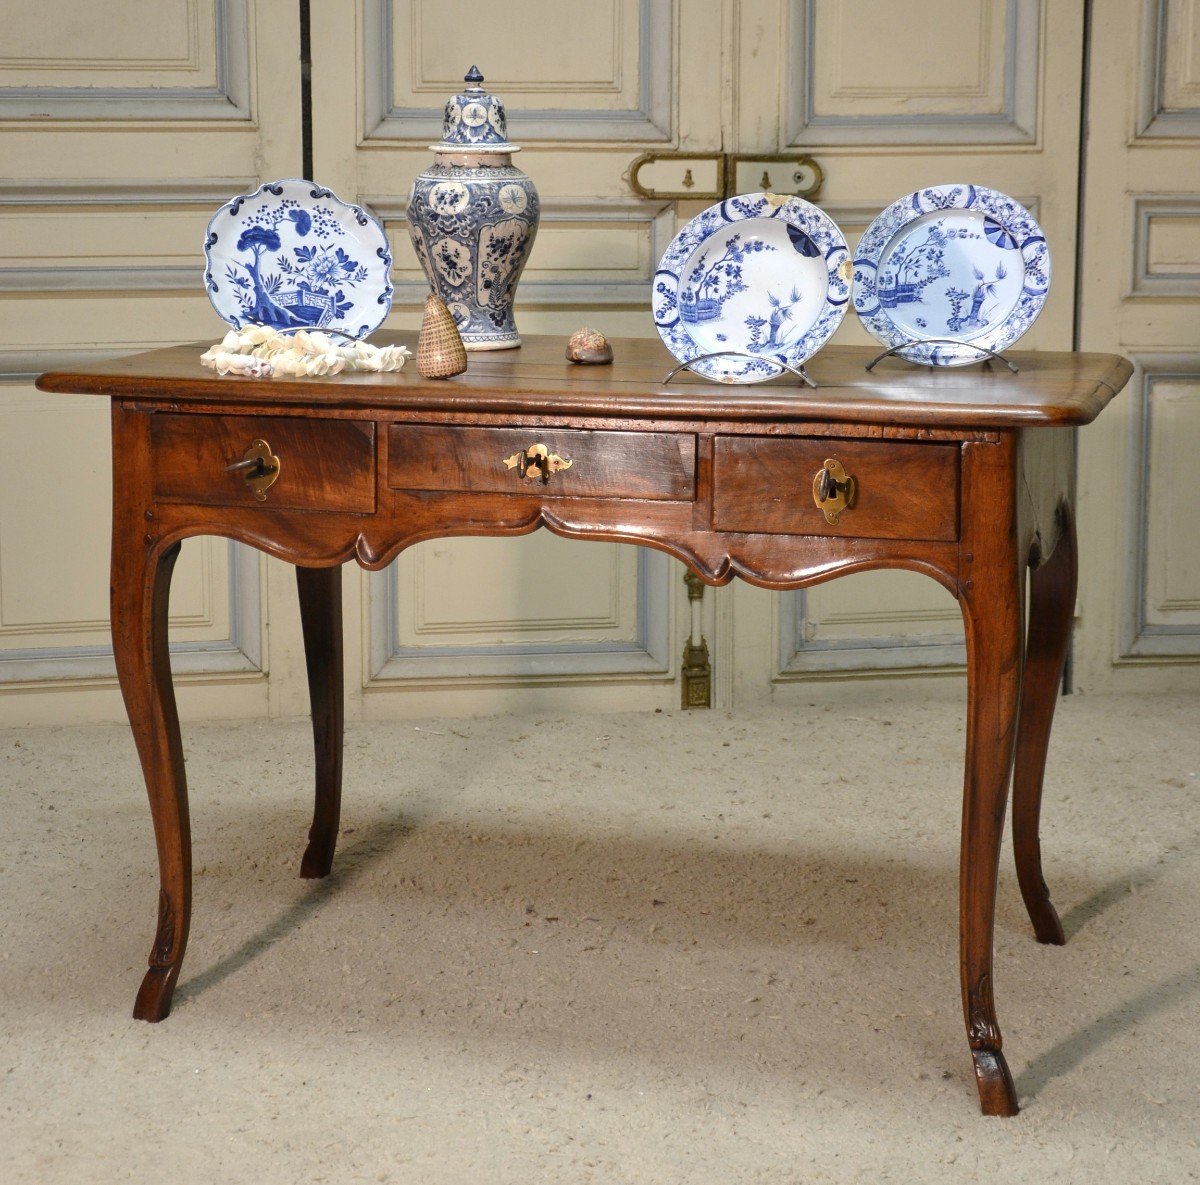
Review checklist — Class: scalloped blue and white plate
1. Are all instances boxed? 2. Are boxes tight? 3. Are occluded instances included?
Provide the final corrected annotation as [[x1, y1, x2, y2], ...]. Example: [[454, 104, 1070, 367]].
[[852, 184, 1050, 366], [652, 193, 850, 384], [204, 179, 393, 338]]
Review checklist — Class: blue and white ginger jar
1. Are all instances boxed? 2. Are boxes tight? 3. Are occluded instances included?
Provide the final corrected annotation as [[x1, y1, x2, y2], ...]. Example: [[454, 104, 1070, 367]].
[[406, 66, 539, 350]]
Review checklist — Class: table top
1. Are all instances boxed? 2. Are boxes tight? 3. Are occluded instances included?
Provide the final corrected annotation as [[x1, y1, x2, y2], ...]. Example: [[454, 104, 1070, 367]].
[[37, 334, 1132, 430]]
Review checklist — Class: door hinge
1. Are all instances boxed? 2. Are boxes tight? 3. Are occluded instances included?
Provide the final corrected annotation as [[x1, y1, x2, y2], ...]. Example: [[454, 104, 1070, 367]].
[[628, 152, 824, 203]]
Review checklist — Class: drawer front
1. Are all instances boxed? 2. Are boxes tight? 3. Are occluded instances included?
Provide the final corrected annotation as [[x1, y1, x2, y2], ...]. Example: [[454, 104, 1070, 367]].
[[150, 414, 376, 512], [388, 424, 696, 501], [712, 436, 959, 541]]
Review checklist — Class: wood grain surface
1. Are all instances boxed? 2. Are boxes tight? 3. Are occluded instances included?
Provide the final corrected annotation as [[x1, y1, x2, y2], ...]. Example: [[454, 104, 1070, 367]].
[[388, 423, 696, 500], [149, 413, 376, 513], [38, 333, 1137, 1119], [37, 336, 1131, 430], [712, 435, 960, 541]]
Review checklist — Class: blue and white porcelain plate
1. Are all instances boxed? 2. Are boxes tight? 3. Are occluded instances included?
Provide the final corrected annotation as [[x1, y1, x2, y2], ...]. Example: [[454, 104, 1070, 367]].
[[204, 179, 393, 338], [652, 193, 850, 383], [852, 184, 1050, 366]]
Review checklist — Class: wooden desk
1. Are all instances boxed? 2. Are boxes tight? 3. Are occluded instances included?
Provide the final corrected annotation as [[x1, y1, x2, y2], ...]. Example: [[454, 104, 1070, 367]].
[[37, 336, 1131, 1116]]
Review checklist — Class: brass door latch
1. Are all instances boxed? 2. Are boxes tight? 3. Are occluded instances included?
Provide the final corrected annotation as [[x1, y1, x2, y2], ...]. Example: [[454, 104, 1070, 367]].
[[225, 439, 280, 501], [502, 443, 573, 484], [812, 458, 856, 524], [627, 152, 824, 202]]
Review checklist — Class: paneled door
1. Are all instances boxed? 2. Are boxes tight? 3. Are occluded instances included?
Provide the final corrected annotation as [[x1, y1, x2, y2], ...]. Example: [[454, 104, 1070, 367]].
[[726, 0, 1087, 703], [315, 1, 1087, 712], [5, 1, 1188, 725], [1073, 0, 1200, 691], [310, 0, 727, 716], [0, 0, 303, 726]]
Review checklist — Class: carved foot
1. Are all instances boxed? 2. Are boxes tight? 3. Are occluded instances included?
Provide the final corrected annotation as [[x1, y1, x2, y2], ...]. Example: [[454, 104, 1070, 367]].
[[132, 887, 187, 1022], [1025, 888, 1066, 946], [971, 1048, 1019, 1116], [299, 835, 336, 880], [133, 963, 180, 1022]]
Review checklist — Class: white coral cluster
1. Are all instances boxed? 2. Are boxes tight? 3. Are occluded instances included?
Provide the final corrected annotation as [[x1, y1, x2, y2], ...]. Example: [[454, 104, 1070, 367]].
[[200, 326, 411, 379]]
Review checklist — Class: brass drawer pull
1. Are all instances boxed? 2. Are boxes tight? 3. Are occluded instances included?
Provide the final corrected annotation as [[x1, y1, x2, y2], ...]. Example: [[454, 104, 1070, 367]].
[[502, 443, 573, 485], [812, 457, 856, 524], [225, 438, 280, 501]]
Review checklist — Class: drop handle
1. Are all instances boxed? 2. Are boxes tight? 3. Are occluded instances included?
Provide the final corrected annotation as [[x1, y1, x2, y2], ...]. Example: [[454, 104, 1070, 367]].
[[812, 457, 856, 525], [225, 439, 280, 501]]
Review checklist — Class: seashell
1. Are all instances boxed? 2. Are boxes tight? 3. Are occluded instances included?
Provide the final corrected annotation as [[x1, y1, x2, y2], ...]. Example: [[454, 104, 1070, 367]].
[[375, 344, 411, 372], [417, 292, 468, 378], [201, 326, 411, 379], [268, 349, 303, 377], [241, 325, 278, 347], [565, 327, 613, 364], [201, 349, 273, 378]]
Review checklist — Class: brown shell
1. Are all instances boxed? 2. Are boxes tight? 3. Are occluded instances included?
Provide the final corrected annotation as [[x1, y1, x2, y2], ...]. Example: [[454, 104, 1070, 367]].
[[566, 327, 613, 365], [417, 293, 468, 379]]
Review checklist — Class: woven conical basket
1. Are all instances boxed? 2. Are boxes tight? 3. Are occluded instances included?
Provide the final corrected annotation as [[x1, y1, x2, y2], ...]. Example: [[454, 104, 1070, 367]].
[[417, 293, 468, 379]]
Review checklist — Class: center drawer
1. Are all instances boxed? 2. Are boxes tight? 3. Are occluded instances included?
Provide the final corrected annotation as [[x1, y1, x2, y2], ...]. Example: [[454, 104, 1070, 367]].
[[712, 435, 960, 541], [388, 424, 696, 501]]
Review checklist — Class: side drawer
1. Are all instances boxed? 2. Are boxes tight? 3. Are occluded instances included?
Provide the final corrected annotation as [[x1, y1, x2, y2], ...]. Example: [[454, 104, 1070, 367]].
[[150, 414, 376, 512], [388, 424, 696, 501], [712, 436, 959, 541]]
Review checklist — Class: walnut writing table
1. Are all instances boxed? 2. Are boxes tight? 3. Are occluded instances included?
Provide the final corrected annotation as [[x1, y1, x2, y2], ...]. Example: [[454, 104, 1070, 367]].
[[37, 336, 1131, 1116]]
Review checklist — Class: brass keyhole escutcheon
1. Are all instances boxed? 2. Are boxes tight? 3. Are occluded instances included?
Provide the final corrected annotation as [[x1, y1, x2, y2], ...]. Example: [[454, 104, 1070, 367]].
[[812, 457, 856, 524], [502, 443, 573, 485], [225, 439, 280, 501]]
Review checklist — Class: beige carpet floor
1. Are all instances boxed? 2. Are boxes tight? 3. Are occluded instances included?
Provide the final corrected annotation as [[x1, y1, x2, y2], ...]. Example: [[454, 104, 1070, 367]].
[[1, 691, 1198, 1183]]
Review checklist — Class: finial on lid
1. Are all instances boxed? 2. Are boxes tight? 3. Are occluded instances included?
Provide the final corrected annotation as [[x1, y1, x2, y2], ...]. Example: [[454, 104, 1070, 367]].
[[432, 64, 516, 152]]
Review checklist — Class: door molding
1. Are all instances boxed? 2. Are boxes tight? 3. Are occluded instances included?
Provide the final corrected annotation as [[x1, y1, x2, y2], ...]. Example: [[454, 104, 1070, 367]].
[[1121, 352, 1200, 659], [777, 587, 965, 676], [1130, 195, 1200, 297], [1136, 0, 1200, 138], [785, 0, 1041, 145], [367, 195, 676, 306], [0, 0, 251, 121], [361, 0, 673, 142], [0, 541, 261, 683], [0, 179, 257, 293], [368, 545, 673, 683]]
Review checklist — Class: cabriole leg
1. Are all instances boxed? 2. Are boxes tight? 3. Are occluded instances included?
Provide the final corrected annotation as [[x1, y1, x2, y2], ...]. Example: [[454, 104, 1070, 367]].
[[1012, 505, 1077, 945], [956, 434, 1029, 1117], [296, 564, 344, 879], [112, 537, 189, 1022], [959, 562, 1024, 1116]]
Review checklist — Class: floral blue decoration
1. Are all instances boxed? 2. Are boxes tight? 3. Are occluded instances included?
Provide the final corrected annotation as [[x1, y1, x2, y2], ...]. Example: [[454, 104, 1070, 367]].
[[433, 64, 514, 152], [204, 179, 393, 338], [851, 184, 1050, 366], [407, 68, 539, 350], [651, 193, 850, 384]]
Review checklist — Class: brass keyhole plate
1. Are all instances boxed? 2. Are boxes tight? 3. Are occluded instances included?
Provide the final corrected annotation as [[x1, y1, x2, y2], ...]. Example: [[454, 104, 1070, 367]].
[[237, 439, 280, 501], [812, 457, 856, 524], [502, 443, 573, 484]]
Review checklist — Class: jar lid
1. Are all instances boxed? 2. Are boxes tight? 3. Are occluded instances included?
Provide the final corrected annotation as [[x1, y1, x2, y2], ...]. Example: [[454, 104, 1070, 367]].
[[430, 66, 521, 154]]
